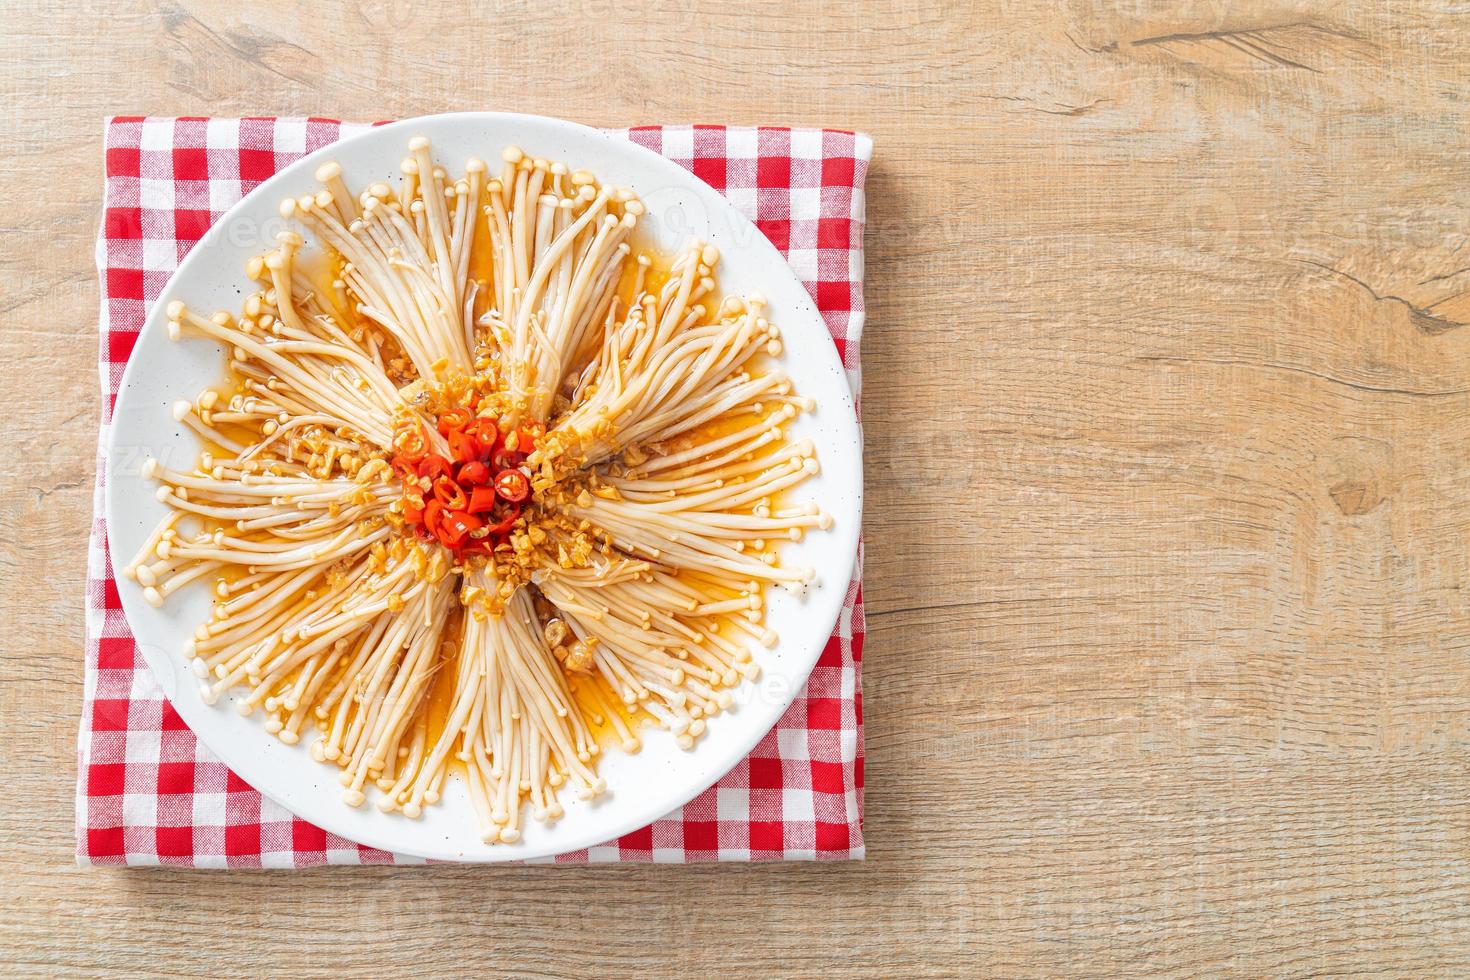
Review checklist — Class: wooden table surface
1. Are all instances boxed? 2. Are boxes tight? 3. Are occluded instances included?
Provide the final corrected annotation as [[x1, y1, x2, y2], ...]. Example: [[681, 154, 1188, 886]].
[[5, 2, 1470, 975]]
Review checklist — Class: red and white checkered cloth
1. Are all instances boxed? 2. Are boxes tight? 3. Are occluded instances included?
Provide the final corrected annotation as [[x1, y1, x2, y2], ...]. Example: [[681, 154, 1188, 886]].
[[79, 117, 868, 866]]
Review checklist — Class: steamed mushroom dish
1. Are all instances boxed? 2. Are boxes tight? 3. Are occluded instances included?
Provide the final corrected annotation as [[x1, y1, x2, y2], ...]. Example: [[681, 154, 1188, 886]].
[[126, 137, 829, 843]]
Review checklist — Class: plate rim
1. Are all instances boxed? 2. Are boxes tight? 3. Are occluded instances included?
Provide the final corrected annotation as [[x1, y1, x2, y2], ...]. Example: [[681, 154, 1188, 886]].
[[104, 110, 862, 861]]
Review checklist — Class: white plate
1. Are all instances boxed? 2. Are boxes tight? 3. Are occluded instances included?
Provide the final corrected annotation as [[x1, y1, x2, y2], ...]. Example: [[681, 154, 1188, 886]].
[[105, 112, 862, 862]]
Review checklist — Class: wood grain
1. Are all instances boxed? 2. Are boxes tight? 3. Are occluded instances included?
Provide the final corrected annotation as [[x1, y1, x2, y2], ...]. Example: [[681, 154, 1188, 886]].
[[3, 1, 1470, 975]]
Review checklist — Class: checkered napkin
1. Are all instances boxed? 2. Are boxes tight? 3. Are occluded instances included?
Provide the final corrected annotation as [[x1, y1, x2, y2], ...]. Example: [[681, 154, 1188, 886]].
[[79, 117, 868, 866]]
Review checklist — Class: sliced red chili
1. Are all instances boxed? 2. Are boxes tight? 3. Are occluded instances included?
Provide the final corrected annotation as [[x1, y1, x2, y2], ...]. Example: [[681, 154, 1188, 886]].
[[467, 485, 499, 514], [457, 460, 490, 486], [390, 453, 421, 481], [391, 410, 532, 557], [447, 429, 478, 463], [392, 423, 427, 457], [433, 476, 467, 511], [437, 408, 472, 436], [491, 426, 536, 467], [494, 468, 530, 504], [437, 510, 480, 548], [402, 493, 424, 523], [469, 418, 501, 459], [417, 454, 452, 481]]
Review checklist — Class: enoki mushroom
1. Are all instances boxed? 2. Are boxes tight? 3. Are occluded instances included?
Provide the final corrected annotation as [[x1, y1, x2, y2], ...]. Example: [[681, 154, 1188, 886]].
[[127, 137, 829, 844]]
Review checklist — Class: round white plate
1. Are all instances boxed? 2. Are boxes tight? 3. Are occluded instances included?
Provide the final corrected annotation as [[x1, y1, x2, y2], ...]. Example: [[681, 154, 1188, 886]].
[[106, 112, 862, 862]]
